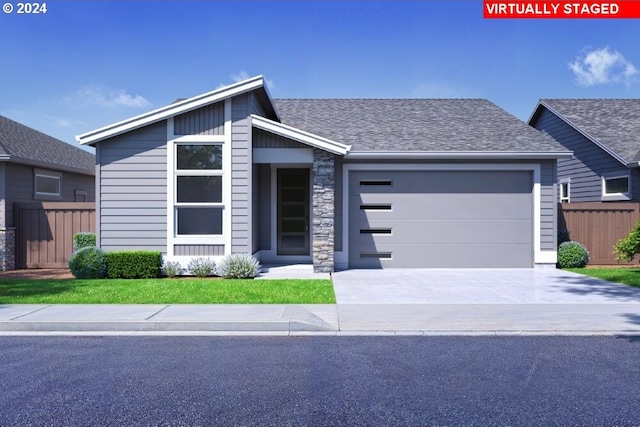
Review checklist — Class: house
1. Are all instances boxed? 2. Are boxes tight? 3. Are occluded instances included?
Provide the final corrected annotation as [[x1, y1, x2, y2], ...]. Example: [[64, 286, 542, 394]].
[[529, 99, 640, 203], [0, 115, 95, 270], [76, 75, 570, 272]]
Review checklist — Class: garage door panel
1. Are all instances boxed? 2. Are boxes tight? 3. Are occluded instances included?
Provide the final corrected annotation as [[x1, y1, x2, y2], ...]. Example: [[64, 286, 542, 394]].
[[352, 244, 533, 268], [349, 170, 534, 268], [354, 220, 533, 245], [354, 194, 532, 220]]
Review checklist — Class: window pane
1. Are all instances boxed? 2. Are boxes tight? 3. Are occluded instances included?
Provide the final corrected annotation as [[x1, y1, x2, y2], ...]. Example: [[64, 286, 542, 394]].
[[36, 175, 60, 195], [605, 177, 629, 194], [177, 176, 222, 203], [177, 145, 222, 170], [177, 208, 223, 235]]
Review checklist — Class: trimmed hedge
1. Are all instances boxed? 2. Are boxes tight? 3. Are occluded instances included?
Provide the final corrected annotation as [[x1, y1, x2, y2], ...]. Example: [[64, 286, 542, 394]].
[[69, 246, 107, 279], [557, 241, 590, 268], [106, 251, 162, 279], [73, 232, 96, 251]]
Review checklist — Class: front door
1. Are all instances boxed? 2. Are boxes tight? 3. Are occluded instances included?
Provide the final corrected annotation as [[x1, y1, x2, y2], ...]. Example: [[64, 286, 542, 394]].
[[277, 169, 310, 255]]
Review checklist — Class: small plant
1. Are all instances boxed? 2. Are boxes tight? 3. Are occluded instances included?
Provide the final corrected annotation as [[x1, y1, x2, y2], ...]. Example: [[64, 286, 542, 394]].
[[557, 241, 590, 268], [73, 232, 96, 251], [187, 257, 215, 278], [614, 220, 640, 262], [162, 261, 182, 278], [106, 251, 162, 279], [68, 246, 107, 279], [216, 253, 261, 279]]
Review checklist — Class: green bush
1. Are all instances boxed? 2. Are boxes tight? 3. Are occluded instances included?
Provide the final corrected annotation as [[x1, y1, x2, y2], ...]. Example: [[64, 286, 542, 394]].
[[187, 257, 215, 277], [69, 246, 107, 279], [216, 253, 261, 279], [73, 232, 96, 251], [106, 251, 162, 279], [557, 241, 590, 268], [162, 261, 182, 278], [614, 220, 640, 262]]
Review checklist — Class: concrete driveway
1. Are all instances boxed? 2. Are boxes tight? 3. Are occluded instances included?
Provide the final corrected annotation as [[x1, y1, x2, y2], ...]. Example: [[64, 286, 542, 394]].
[[332, 268, 640, 305]]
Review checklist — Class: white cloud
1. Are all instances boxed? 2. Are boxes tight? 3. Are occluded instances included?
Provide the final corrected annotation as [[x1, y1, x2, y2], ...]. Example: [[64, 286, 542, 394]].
[[569, 47, 638, 86], [230, 70, 251, 82], [68, 86, 151, 108]]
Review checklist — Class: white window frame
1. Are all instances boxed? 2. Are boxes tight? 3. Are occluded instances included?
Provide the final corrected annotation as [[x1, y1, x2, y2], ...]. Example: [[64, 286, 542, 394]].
[[601, 174, 631, 201], [34, 169, 62, 199], [173, 141, 225, 241], [559, 180, 570, 203]]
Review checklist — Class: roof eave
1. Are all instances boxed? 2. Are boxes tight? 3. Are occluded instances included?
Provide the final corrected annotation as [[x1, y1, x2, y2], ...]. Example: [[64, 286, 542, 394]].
[[344, 151, 573, 160], [76, 75, 268, 146], [251, 114, 351, 156], [2, 156, 95, 175], [531, 100, 629, 167]]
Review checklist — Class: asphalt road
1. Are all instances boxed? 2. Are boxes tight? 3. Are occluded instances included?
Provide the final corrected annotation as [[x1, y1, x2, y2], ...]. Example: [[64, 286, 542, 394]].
[[1, 336, 638, 426]]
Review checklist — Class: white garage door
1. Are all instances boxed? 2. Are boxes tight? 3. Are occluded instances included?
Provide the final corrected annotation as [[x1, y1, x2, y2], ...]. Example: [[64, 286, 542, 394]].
[[348, 170, 533, 268]]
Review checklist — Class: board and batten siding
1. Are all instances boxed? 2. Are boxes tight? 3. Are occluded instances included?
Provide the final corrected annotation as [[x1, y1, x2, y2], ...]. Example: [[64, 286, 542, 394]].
[[230, 93, 251, 253], [98, 121, 167, 252], [533, 108, 633, 202], [540, 160, 557, 251], [173, 103, 225, 136], [4, 163, 94, 228]]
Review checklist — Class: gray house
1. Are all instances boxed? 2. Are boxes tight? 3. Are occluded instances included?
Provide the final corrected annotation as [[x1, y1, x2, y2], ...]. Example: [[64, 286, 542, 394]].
[[0, 115, 95, 270], [529, 99, 640, 203], [77, 75, 570, 272]]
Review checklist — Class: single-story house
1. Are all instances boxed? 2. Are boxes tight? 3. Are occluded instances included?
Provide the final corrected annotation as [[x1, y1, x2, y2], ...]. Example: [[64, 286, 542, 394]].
[[0, 115, 95, 270], [76, 75, 571, 272], [529, 99, 640, 203]]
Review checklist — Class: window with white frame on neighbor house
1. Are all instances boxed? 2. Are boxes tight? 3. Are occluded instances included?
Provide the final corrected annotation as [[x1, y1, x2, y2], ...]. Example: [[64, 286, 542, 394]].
[[560, 181, 570, 203], [34, 170, 62, 199], [602, 175, 630, 200], [174, 143, 223, 235]]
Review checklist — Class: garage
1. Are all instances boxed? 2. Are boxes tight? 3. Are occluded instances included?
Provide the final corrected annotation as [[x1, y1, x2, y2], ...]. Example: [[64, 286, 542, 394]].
[[348, 170, 533, 268]]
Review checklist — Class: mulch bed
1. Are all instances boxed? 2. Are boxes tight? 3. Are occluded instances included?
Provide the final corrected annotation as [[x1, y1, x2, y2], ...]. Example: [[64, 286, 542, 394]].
[[0, 269, 74, 280]]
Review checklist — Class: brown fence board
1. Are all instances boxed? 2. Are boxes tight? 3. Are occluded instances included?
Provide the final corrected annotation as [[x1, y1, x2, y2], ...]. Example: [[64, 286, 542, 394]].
[[558, 202, 640, 265], [14, 202, 95, 269]]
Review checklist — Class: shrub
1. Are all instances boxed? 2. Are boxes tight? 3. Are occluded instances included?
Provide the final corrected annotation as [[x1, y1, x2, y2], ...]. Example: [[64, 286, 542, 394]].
[[106, 251, 162, 279], [68, 246, 107, 279], [216, 253, 261, 279], [557, 241, 590, 268], [187, 257, 215, 278], [73, 232, 96, 251], [162, 261, 182, 278], [614, 220, 640, 262]]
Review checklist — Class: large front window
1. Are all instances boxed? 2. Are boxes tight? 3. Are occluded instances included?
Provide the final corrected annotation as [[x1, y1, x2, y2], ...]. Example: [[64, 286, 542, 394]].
[[175, 143, 224, 236]]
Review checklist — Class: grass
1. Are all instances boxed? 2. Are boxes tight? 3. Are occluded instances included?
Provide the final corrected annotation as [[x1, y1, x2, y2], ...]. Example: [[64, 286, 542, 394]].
[[0, 277, 336, 304], [567, 268, 640, 289]]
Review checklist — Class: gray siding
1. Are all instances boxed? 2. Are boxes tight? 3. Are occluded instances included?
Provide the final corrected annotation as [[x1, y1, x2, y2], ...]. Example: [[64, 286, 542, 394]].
[[173, 103, 224, 136], [540, 159, 556, 251], [252, 128, 306, 148], [252, 164, 260, 253], [258, 164, 271, 250], [250, 92, 267, 117], [0, 163, 5, 228], [4, 162, 94, 227], [98, 121, 167, 252], [334, 158, 343, 252], [533, 108, 633, 202], [231, 94, 251, 253], [174, 244, 224, 256]]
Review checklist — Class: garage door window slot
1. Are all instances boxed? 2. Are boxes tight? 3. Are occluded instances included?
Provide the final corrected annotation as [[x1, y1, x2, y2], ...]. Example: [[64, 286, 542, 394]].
[[360, 204, 392, 210], [360, 229, 392, 234], [360, 180, 392, 186], [360, 252, 392, 259]]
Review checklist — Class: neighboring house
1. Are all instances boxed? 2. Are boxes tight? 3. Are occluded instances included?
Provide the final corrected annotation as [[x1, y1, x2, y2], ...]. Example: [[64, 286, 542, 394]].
[[0, 115, 95, 270], [529, 99, 640, 203], [76, 75, 570, 272]]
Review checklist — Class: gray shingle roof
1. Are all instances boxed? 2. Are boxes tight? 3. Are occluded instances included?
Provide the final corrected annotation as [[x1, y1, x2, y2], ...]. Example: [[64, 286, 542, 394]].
[[274, 99, 567, 153], [538, 99, 640, 163], [0, 115, 94, 174]]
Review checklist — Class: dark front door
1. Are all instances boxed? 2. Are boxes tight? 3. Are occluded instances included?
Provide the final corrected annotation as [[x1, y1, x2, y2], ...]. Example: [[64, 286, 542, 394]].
[[277, 169, 310, 255]]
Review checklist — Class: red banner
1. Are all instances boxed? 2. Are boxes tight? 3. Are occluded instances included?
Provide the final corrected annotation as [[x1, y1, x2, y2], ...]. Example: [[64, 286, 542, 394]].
[[484, 1, 640, 18]]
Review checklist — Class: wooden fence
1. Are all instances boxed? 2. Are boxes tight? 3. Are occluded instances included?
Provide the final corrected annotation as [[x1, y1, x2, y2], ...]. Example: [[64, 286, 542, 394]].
[[14, 202, 95, 269], [558, 202, 640, 265]]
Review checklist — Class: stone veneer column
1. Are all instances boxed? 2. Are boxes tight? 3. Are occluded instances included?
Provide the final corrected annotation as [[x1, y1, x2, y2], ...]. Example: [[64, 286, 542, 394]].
[[0, 227, 16, 271], [312, 149, 335, 273]]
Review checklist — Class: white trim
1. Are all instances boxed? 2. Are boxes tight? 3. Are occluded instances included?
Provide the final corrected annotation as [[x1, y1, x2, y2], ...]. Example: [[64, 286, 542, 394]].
[[172, 135, 225, 143], [34, 171, 62, 197], [253, 148, 314, 164], [559, 178, 571, 203], [601, 173, 631, 201], [223, 99, 232, 254], [345, 151, 572, 160], [251, 115, 351, 155], [166, 118, 175, 257], [340, 163, 551, 267], [77, 75, 266, 145]]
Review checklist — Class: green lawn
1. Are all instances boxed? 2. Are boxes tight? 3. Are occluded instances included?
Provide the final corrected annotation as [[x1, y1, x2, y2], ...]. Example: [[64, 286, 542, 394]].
[[0, 278, 336, 304], [567, 268, 640, 289]]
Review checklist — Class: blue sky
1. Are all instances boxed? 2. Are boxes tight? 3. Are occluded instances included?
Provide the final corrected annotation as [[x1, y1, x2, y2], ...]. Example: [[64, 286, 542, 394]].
[[1, 1, 638, 152]]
